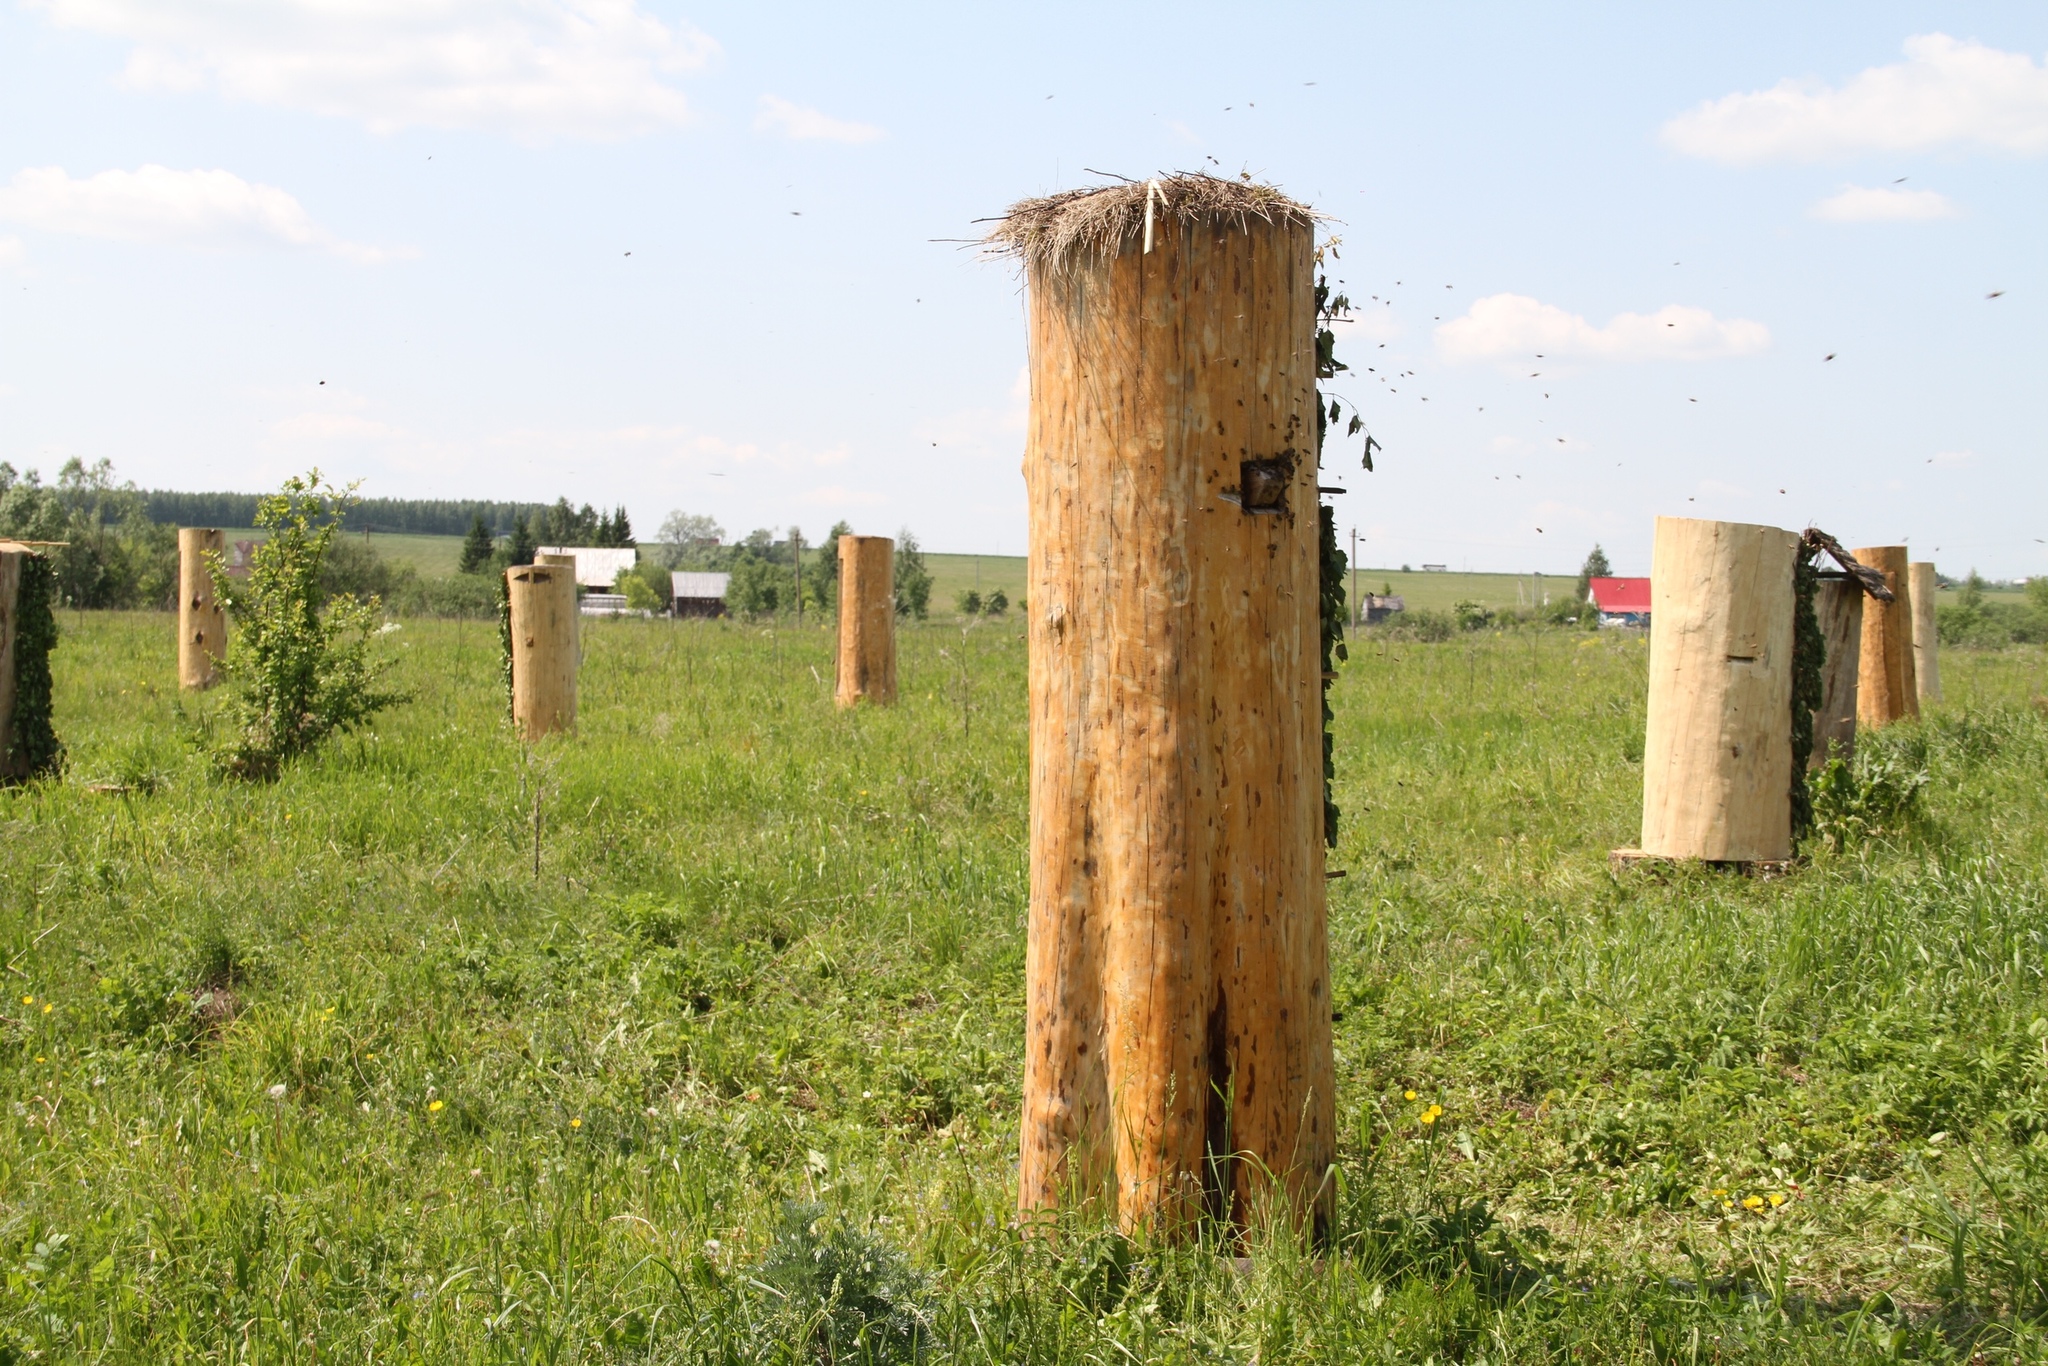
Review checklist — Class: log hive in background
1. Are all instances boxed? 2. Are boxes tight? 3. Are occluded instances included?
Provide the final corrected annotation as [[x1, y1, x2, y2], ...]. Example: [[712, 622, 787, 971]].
[[0, 545, 20, 772], [1854, 546, 1917, 728], [507, 564, 578, 739], [1640, 516, 1800, 862], [834, 536, 896, 707], [1812, 577, 1863, 768], [1001, 177, 1333, 1237], [535, 552, 582, 664], [177, 528, 228, 690], [1909, 561, 1941, 705]]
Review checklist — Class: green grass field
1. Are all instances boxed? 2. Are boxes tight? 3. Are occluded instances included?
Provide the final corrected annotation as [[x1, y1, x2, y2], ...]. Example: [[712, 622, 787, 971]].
[[5, 612, 2048, 1361]]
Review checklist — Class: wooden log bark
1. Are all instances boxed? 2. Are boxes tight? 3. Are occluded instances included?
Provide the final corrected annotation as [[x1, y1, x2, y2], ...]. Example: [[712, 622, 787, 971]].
[[177, 528, 227, 690], [1811, 577, 1862, 768], [835, 536, 896, 707], [1014, 185, 1332, 1237], [1640, 516, 1800, 862], [1853, 546, 1917, 728], [0, 547, 19, 773], [1909, 561, 1941, 705], [507, 564, 578, 739]]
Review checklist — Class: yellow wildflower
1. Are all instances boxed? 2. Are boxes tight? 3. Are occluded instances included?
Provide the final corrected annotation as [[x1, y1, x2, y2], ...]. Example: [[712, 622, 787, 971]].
[[1768, 1193, 1786, 1207], [571, 1117, 583, 1129], [21, 995, 32, 1006], [428, 1100, 444, 1113], [1404, 1090, 1418, 1101], [1742, 1195, 1764, 1210], [1712, 1188, 1727, 1197], [42, 1004, 52, 1014]]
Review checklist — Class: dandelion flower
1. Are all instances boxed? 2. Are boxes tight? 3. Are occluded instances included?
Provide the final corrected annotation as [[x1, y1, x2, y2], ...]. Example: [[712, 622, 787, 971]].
[[35, 1056, 45, 1064], [1722, 1200, 1734, 1210], [428, 1099, 444, 1113], [1404, 1090, 1418, 1101], [42, 1004, 52, 1014], [1712, 1188, 1727, 1197], [1742, 1195, 1764, 1210], [571, 1117, 583, 1128], [1768, 1193, 1786, 1207], [21, 995, 32, 1005], [268, 1083, 287, 1100]]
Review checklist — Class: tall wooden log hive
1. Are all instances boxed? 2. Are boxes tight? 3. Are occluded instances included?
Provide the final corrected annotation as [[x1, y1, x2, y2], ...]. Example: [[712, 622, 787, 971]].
[[1909, 561, 1941, 704], [506, 564, 578, 740], [835, 535, 896, 708], [0, 544, 23, 774], [1640, 516, 1800, 863], [991, 175, 1334, 1236], [178, 528, 228, 690], [1811, 577, 1862, 768], [1853, 546, 1917, 728]]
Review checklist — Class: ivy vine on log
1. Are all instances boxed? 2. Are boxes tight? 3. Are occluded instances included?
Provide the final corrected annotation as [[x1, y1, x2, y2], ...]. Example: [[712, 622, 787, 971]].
[[5, 551, 63, 782]]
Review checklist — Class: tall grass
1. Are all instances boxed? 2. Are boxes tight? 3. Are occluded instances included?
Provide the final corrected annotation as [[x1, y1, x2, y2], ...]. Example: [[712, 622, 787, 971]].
[[3, 612, 2046, 1361]]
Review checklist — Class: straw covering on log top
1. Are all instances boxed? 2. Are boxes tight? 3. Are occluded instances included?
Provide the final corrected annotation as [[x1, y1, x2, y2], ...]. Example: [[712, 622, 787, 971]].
[[986, 173, 1318, 276]]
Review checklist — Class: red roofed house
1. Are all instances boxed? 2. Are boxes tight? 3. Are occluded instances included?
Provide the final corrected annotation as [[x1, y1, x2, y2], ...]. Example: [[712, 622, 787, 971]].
[[1587, 576, 1652, 628]]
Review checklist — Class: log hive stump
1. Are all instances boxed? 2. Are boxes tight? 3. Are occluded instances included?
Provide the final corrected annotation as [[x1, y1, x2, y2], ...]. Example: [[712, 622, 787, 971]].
[[1812, 577, 1862, 768], [1639, 516, 1800, 863], [178, 528, 228, 690], [507, 564, 578, 740], [996, 176, 1334, 1237], [835, 536, 896, 708], [1854, 546, 1917, 728], [1909, 561, 1941, 705], [0, 545, 21, 772]]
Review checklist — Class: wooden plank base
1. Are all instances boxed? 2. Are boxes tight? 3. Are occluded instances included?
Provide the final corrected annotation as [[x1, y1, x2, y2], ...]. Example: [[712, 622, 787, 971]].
[[1609, 848, 1800, 879]]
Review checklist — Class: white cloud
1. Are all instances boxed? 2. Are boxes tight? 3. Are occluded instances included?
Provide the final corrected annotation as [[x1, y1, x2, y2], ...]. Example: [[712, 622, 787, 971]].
[[271, 412, 404, 441], [0, 165, 402, 263], [753, 94, 883, 144], [1662, 34, 2048, 164], [1436, 294, 1770, 363], [27, 0, 717, 141], [801, 485, 884, 507], [1810, 184, 1959, 221], [0, 235, 24, 268]]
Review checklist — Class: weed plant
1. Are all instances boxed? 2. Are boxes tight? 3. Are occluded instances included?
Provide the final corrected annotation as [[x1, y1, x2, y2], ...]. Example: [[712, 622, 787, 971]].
[[3, 616, 2048, 1360]]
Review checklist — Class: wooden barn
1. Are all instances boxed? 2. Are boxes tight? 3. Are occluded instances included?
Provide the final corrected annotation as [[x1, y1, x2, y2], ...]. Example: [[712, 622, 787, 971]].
[[670, 572, 730, 619]]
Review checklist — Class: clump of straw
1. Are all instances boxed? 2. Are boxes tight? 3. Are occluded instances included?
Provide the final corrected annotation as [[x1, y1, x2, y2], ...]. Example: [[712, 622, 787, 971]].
[[986, 173, 1316, 276]]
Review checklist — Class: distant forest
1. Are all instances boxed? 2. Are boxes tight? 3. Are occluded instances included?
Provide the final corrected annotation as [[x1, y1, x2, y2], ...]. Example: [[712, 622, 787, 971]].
[[142, 492, 544, 537]]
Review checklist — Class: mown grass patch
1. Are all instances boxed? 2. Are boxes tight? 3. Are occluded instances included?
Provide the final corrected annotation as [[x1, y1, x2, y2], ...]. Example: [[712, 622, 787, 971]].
[[3, 612, 2047, 1361]]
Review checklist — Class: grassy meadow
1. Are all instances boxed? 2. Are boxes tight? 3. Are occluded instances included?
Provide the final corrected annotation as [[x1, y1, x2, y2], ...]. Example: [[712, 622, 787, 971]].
[[5, 610, 2048, 1361]]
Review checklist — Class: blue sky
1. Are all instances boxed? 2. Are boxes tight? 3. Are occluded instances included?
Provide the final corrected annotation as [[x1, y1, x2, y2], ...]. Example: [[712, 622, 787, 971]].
[[1, 2, 2042, 576]]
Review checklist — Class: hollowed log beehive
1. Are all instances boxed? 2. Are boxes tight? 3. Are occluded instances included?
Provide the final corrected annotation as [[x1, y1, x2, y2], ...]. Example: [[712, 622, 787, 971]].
[[995, 176, 1334, 1236]]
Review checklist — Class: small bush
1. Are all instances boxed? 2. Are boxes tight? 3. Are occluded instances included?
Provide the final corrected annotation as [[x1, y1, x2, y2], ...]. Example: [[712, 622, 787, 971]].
[[1811, 736, 1930, 851], [759, 1201, 929, 1362], [954, 589, 982, 617], [208, 471, 409, 780]]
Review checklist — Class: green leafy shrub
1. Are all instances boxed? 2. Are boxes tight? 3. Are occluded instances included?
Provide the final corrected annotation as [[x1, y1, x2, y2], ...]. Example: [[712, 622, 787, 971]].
[[954, 588, 982, 617], [894, 530, 932, 619], [1811, 736, 1931, 851], [208, 471, 409, 780], [759, 1201, 929, 1361]]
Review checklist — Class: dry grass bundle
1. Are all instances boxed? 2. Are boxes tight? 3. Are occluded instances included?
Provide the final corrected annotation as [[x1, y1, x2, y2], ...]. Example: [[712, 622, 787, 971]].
[[986, 173, 1316, 276]]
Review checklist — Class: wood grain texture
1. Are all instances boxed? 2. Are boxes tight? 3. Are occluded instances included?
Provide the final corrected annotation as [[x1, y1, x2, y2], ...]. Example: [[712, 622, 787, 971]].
[[507, 565, 578, 740], [177, 528, 227, 691], [835, 536, 897, 708], [1909, 562, 1941, 705], [0, 549, 18, 773], [1812, 577, 1862, 769], [1853, 547, 1917, 728], [1640, 516, 1799, 863], [1018, 206, 1333, 1237]]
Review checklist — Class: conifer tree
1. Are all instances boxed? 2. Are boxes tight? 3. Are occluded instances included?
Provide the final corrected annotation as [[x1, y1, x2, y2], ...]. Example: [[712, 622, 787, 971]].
[[458, 514, 495, 573]]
